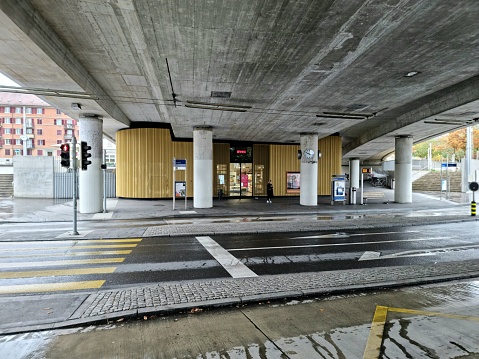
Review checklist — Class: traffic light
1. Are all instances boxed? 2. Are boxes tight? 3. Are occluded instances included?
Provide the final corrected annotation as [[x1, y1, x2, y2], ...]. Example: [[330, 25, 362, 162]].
[[80, 141, 92, 170], [60, 143, 70, 168]]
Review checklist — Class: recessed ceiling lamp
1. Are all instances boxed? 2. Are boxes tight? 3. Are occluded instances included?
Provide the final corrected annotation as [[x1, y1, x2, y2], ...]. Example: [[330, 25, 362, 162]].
[[404, 71, 420, 77]]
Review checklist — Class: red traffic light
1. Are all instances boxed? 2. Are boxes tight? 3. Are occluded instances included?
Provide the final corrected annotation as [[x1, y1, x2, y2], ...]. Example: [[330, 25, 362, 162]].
[[60, 143, 70, 152]]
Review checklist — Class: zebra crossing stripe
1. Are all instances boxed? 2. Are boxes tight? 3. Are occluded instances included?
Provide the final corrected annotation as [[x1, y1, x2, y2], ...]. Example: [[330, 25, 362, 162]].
[[0, 258, 125, 269], [0, 280, 106, 294], [0, 267, 117, 279]]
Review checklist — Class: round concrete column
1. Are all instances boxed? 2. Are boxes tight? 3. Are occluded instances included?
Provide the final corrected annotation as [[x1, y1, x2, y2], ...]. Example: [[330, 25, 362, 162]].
[[394, 135, 413, 203], [79, 116, 103, 213], [300, 133, 318, 206], [193, 127, 213, 208], [349, 158, 360, 204]]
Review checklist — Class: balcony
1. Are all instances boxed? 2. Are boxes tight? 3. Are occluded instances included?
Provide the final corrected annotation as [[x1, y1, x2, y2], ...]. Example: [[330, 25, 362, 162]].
[[64, 134, 73, 140], [65, 124, 75, 129]]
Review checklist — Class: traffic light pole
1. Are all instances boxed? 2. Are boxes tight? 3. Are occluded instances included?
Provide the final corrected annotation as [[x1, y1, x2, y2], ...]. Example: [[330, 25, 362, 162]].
[[72, 135, 79, 235]]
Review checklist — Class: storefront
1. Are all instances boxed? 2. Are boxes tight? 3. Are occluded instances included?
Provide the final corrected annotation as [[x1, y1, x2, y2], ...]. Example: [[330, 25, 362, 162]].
[[116, 127, 341, 199]]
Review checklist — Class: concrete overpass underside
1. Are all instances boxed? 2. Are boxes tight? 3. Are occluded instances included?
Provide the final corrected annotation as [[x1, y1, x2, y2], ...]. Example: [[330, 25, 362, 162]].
[[0, 0, 478, 163]]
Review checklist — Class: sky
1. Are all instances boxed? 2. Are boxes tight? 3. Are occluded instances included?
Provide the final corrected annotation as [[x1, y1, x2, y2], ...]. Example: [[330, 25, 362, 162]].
[[0, 72, 19, 87]]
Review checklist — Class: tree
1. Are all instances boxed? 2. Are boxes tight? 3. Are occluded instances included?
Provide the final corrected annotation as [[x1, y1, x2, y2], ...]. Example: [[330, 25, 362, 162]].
[[413, 125, 479, 160]]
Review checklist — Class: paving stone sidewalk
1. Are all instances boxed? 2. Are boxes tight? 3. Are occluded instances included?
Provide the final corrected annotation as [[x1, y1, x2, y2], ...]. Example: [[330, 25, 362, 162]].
[[42, 258, 479, 333]]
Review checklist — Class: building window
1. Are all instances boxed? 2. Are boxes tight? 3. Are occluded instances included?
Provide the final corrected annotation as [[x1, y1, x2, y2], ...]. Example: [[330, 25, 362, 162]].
[[4, 128, 11, 134], [56, 130, 62, 136], [14, 149, 21, 156], [15, 139, 21, 145], [25, 107, 32, 114], [57, 140, 62, 144], [55, 119, 63, 126], [15, 118, 22, 124], [36, 108, 43, 114], [56, 109, 62, 115], [37, 129, 43, 135], [37, 150, 43, 156], [37, 139, 45, 146], [5, 149, 10, 156], [4, 107, 10, 114], [4, 139, 11, 145], [15, 128, 22, 135], [4, 117, 11, 124], [15, 107, 22, 114], [37, 118, 42, 125], [26, 128, 33, 135]]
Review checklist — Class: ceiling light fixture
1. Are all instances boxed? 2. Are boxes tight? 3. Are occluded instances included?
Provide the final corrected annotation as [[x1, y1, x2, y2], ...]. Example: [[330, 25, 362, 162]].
[[316, 111, 373, 120], [404, 71, 420, 77], [185, 100, 251, 112], [424, 118, 479, 125]]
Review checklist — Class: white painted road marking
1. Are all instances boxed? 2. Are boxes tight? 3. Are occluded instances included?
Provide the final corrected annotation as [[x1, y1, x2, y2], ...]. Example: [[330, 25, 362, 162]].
[[196, 236, 257, 278], [292, 230, 420, 239], [359, 243, 479, 261], [229, 237, 451, 252]]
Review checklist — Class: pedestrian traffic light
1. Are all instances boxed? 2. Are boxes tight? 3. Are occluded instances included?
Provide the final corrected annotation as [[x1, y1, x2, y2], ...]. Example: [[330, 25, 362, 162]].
[[80, 141, 92, 170], [60, 143, 70, 168]]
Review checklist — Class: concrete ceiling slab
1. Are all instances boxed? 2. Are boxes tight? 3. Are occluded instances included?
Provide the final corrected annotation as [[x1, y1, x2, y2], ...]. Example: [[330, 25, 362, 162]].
[[0, 0, 478, 161]]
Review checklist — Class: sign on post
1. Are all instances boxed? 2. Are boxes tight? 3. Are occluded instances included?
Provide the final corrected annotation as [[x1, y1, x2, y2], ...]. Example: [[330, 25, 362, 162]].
[[172, 158, 187, 210]]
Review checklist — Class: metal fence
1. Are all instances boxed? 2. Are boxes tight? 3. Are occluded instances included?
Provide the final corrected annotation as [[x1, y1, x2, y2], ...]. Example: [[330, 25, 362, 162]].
[[53, 157, 116, 199]]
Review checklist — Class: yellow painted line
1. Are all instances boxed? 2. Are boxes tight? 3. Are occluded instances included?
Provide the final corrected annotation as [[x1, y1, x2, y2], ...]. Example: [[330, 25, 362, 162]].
[[0, 258, 125, 269], [0, 280, 105, 294], [0, 244, 138, 252], [83, 238, 142, 242], [363, 305, 479, 358], [0, 267, 117, 279], [388, 307, 479, 322], [363, 306, 388, 359], [0, 250, 132, 259]]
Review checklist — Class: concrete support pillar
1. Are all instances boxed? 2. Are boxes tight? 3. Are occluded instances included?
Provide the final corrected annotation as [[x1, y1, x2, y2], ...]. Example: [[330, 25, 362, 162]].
[[349, 158, 360, 204], [193, 126, 213, 208], [79, 116, 103, 213], [394, 135, 413, 203], [300, 133, 318, 206]]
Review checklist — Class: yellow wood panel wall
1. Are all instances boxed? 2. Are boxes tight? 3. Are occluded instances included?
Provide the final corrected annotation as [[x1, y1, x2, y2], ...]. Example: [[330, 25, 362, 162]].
[[213, 143, 230, 195], [318, 136, 343, 195], [268, 136, 342, 196], [253, 144, 270, 196], [117, 128, 192, 198], [269, 144, 301, 196], [116, 129, 341, 198]]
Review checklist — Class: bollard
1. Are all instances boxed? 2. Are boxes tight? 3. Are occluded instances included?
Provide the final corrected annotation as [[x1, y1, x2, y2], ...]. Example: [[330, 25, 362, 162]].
[[472, 201, 476, 216]]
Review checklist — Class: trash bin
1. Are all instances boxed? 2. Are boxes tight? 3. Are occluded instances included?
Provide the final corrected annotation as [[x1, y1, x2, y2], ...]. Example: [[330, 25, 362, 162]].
[[350, 187, 357, 205]]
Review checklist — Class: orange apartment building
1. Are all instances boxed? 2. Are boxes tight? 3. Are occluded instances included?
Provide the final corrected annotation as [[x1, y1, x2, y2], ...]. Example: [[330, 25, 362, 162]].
[[0, 93, 78, 161]]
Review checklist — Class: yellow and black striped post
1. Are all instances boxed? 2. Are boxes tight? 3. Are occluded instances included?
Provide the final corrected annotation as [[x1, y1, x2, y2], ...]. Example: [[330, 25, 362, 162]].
[[472, 201, 476, 216]]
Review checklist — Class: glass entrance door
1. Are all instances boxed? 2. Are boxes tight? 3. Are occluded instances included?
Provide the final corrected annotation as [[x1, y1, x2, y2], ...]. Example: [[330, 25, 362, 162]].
[[229, 163, 253, 197]]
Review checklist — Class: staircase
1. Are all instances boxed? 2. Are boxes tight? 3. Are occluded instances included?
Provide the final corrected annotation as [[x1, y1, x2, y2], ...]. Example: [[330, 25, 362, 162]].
[[0, 174, 13, 197], [412, 171, 462, 192]]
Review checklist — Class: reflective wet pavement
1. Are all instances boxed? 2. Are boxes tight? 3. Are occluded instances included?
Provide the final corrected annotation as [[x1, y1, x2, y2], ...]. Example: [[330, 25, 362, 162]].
[[1, 279, 478, 358]]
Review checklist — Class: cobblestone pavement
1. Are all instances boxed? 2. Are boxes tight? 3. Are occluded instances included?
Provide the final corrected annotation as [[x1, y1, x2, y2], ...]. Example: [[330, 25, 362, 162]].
[[72, 258, 479, 326]]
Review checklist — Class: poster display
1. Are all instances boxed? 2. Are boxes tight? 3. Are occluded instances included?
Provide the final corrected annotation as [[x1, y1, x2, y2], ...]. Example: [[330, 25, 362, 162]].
[[175, 181, 186, 197], [286, 172, 300, 194], [331, 175, 346, 204]]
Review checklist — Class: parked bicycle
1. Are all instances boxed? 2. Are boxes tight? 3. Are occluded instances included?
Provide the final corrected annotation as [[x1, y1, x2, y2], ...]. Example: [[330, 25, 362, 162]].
[[371, 176, 387, 187]]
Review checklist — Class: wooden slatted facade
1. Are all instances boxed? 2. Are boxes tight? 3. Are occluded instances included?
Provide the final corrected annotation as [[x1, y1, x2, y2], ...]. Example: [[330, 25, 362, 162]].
[[116, 128, 342, 198]]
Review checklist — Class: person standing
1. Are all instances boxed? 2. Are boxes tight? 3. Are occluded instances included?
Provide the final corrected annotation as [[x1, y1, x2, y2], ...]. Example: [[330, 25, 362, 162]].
[[266, 179, 274, 203]]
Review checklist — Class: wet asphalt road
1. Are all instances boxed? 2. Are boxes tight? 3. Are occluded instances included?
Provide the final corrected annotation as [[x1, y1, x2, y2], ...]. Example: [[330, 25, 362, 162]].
[[1, 221, 479, 293], [1, 279, 478, 358]]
